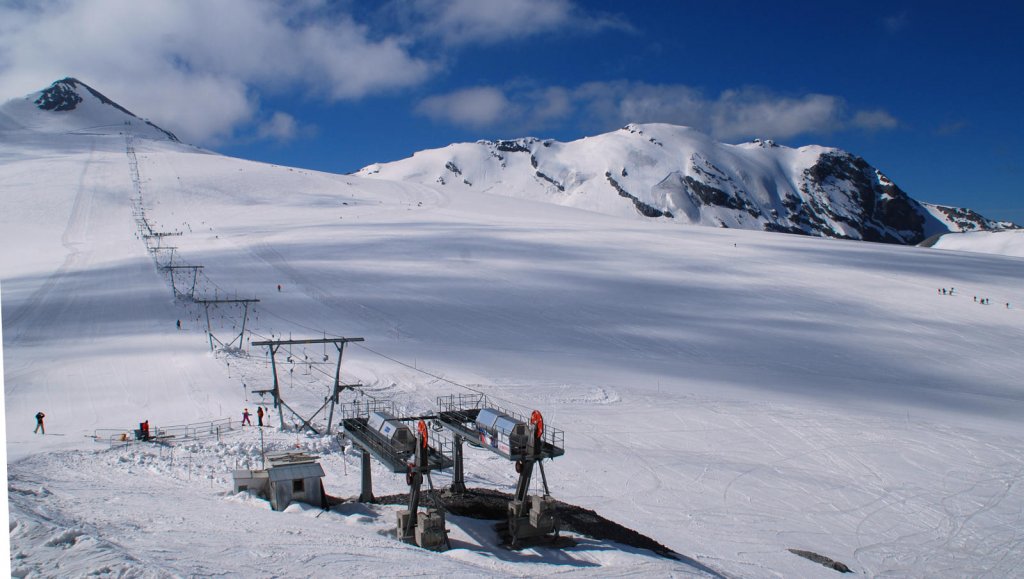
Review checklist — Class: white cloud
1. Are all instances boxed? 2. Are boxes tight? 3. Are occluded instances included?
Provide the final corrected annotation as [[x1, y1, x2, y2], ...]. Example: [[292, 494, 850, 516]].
[[127, 74, 256, 146], [0, 0, 435, 143], [415, 85, 581, 132], [581, 81, 708, 129], [257, 112, 299, 142], [851, 109, 900, 131], [420, 81, 898, 142], [935, 120, 968, 136], [530, 87, 573, 125], [883, 12, 910, 34], [711, 89, 844, 140], [416, 86, 516, 128], [407, 0, 630, 46], [573, 82, 848, 139]]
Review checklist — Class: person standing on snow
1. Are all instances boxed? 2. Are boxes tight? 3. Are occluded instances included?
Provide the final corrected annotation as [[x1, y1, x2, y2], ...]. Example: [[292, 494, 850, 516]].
[[242, 408, 252, 426], [257, 406, 265, 427], [34, 411, 45, 434]]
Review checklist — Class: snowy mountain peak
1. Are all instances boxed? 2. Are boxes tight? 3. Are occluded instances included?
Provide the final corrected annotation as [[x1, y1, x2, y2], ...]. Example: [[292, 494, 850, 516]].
[[35, 77, 138, 120], [751, 137, 778, 148], [357, 123, 1017, 244], [1, 77, 179, 142], [34, 77, 86, 111]]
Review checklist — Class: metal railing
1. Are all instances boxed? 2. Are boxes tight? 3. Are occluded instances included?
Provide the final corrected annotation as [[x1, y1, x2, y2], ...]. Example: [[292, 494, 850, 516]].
[[340, 399, 397, 420], [340, 400, 454, 472], [436, 394, 565, 455], [94, 417, 237, 448]]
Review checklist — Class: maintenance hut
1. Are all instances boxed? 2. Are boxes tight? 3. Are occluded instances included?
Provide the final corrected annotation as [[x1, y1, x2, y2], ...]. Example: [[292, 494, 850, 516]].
[[232, 451, 327, 511]]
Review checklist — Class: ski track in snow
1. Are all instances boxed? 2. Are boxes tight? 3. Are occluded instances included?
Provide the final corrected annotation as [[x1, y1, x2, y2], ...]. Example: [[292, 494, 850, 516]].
[[4, 142, 96, 345]]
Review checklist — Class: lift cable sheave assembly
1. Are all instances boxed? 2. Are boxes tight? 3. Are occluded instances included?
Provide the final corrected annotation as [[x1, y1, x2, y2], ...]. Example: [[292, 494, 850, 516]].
[[436, 393, 565, 546], [340, 400, 454, 550]]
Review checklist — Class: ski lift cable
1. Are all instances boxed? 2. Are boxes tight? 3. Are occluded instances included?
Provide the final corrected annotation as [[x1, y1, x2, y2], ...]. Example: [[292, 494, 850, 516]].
[[349, 342, 489, 398], [248, 313, 531, 412], [133, 176, 528, 414], [251, 310, 480, 399], [248, 327, 434, 409]]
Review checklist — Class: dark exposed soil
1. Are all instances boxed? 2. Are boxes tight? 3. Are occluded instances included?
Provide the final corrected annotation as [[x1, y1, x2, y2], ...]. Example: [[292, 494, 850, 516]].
[[325, 487, 727, 577], [369, 487, 679, 560], [788, 549, 853, 573]]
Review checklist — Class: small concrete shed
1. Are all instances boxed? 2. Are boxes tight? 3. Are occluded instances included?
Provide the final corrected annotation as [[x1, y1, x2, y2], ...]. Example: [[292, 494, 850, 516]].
[[267, 461, 326, 510], [232, 468, 270, 495], [232, 452, 327, 511]]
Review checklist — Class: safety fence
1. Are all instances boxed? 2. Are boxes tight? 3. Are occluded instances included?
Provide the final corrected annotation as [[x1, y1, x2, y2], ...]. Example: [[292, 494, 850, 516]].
[[94, 417, 237, 448]]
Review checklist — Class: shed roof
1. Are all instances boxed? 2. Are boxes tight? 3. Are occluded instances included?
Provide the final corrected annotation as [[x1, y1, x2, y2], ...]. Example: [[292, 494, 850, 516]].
[[232, 469, 269, 480], [268, 462, 325, 482], [266, 451, 320, 467]]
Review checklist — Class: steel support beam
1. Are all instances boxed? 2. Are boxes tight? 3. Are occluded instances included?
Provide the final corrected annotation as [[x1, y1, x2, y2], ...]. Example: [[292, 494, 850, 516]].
[[451, 434, 466, 494], [360, 449, 374, 502]]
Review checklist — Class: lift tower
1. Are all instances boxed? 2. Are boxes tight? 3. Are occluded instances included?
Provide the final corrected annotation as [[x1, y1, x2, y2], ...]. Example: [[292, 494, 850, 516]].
[[162, 264, 203, 300], [251, 336, 363, 433], [196, 298, 260, 353]]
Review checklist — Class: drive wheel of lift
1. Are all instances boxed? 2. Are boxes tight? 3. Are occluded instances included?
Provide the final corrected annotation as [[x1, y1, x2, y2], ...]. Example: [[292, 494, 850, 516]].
[[515, 460, 523, 474], [530, 410, 544, 438], [418, 420, 429, 448]]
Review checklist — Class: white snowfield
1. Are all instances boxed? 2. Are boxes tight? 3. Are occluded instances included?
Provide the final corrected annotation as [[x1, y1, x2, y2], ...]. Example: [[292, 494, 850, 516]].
[[930, 229, 1024, 258], [3, 91, 1024, 577]]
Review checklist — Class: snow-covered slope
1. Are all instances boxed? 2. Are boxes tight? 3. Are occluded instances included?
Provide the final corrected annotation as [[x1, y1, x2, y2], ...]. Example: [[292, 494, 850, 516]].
[[4, 81, 1024, 577], [358, 123, 1016, 244], [926, 229, 1024, 258]]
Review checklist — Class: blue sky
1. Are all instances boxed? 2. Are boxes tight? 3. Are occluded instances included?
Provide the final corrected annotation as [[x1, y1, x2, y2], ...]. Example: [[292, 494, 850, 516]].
[[2, 1, 1022, 222]]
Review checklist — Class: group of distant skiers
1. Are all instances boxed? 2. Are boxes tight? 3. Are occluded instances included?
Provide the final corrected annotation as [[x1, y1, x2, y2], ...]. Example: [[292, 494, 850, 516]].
[[937, 287, 1009, 308], [241, 406, 268, 427], [973, 296, 1005, 307]]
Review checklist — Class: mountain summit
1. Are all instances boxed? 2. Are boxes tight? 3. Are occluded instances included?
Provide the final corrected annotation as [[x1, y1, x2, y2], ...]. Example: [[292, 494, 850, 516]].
[[359, 123, 1016, 244], [0, 77, 179, 142]]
